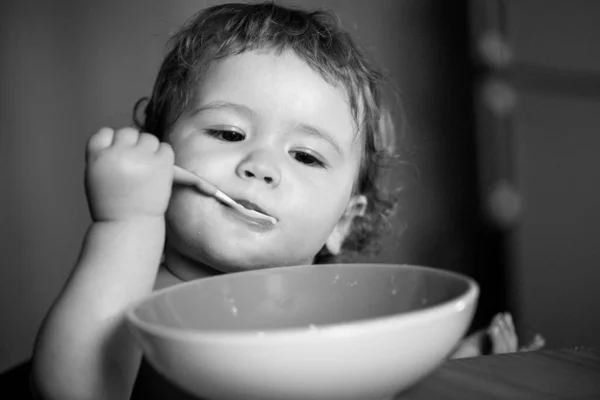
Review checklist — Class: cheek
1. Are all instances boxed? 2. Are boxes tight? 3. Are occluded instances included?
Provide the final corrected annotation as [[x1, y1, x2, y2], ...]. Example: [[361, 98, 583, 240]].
[[279, 182, 350, 236], [170, 130, 226, 170], [165, 191, 212, 245], [174, 143, 218, 172], [175, 149, 240, 189], [166, 187, 233, 236]]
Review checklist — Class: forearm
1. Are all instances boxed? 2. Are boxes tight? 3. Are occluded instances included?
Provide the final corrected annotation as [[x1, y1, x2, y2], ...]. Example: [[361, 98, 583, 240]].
[[31, 218, 165, 400]]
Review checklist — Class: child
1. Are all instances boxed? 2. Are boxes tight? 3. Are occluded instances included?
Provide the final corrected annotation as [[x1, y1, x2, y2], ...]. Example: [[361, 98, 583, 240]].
[[30, 2, 542, 399]]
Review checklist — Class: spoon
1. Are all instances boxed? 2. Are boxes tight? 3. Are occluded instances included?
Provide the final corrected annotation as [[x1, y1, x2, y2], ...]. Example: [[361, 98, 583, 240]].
[[172, 165, 277, 225]]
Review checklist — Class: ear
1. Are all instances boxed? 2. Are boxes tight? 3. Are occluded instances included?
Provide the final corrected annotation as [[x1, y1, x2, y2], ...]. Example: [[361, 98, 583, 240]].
[[325, 195, 368, 255]]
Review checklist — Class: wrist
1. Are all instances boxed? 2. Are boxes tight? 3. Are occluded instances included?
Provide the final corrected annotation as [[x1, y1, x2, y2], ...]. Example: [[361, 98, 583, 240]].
[[84, 217, 166, 269], [68, 218, 166, 304], [92, 215, 166, 228], [86, 218, 166, 260], [89, 206, 168, 223]]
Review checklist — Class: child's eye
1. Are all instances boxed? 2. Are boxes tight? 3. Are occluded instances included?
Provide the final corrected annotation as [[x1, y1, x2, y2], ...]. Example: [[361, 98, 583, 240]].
[[290, 150, 326, 168], [205, 129, 245, 142]]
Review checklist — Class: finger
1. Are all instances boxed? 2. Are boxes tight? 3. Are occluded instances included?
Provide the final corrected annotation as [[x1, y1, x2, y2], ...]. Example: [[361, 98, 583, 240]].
[[491, 313, 503, 335], [503, 313, 519, 350], [530, 334, 546, 350], [157, 141, 175, 161], [489, 313, 500, 328], [500, 314, 518, 352], [137, 132, 160, 152], [489, 314, 516, 354], [487, 319, 506, 354], [113, 127, 140, 146], [86, 127, 114, 160], [521, 334, 546, 352], [504, 312, 516, 335], [499, 322, 518, 352], [489, 328, 507, 354], [486, 313, 501, 339], [496, 321, 513, 353]]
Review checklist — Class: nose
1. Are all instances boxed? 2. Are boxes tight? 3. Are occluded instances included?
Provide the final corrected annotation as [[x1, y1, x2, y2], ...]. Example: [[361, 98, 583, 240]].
[[235, 149, 281, 187]]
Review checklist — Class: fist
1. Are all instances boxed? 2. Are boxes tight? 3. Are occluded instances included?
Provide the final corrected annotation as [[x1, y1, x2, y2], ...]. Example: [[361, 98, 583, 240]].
[[85, 127, 174, 222]]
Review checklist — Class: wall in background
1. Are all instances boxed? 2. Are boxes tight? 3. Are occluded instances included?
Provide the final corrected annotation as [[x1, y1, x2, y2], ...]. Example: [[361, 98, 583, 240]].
[[0, 0, 479, 372], [470, 0, 600, 348]]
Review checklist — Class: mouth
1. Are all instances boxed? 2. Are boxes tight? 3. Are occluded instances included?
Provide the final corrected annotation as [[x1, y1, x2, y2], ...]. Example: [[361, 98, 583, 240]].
[[231, 199, 271, 216], [221, 200, 277, 229]]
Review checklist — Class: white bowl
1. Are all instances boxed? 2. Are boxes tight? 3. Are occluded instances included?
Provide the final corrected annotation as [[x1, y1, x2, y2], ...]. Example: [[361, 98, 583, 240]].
[[126, 264, 479, 400]]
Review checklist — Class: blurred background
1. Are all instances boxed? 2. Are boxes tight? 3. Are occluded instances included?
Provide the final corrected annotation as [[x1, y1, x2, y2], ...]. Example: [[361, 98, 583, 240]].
[[1, 0, 600, 373]]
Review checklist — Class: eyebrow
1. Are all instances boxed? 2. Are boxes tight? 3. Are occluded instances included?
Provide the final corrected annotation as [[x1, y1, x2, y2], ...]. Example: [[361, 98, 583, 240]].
[[295, 123, 343, 157], [191, 101, 255, 119]]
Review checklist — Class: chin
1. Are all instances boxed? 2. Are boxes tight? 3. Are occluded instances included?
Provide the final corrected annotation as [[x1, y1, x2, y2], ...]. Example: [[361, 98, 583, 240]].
[[165, 199, 326, 275], [201, 248, 315, 274], [166, 224, 316, 274]]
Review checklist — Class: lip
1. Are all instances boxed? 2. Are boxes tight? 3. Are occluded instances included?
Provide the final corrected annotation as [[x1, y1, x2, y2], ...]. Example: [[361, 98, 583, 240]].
[[231, 199, 271, 216], [221, 203, 277, 230]]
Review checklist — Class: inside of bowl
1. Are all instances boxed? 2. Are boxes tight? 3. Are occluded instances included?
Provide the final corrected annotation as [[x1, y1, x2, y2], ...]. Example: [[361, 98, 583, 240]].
[[133, 264, 471, 332]]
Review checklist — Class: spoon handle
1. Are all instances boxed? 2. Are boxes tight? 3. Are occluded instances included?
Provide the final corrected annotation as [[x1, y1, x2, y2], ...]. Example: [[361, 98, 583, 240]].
[[172, 165, 237, 208], [172, 165, 277, 225]]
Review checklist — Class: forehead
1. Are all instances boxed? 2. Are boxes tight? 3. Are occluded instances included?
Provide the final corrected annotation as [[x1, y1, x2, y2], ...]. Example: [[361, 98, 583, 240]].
[[193, 50, 362, 150]]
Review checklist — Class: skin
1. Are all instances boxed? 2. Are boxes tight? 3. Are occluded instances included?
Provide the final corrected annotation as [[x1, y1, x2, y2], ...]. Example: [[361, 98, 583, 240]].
[[163, 50, 366, 279]]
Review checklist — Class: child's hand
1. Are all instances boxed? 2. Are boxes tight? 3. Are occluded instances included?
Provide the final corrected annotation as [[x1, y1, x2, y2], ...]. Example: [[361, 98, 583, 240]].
[[487, 312, 546, 354], [487, 312, 518, 353], [85, 127, 175, 222], [451, 312, 545, 359]]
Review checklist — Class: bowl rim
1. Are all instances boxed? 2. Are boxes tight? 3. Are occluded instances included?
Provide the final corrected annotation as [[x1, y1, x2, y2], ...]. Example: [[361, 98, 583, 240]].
[[125, 263, 479, 343]]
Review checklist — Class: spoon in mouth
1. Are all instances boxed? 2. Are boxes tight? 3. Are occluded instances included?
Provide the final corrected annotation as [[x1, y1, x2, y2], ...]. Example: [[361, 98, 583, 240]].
[[172, 165, 277, 225]]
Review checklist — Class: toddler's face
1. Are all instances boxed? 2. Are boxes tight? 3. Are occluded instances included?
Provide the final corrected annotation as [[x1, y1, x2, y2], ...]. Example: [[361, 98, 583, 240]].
[[165, 50, 362, 274]]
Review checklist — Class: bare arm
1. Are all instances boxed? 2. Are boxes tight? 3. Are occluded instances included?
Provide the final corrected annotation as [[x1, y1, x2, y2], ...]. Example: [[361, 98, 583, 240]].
[[31, 219, 164, 400], [31, 128, 174, 400]]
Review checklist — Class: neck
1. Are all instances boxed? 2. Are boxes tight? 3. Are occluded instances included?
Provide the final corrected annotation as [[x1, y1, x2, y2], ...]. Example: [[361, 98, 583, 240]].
[[163, 243, 222, 281]]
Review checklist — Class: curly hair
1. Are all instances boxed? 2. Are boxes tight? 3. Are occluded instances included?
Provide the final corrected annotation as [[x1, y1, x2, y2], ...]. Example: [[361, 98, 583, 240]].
[[134, 1, 401, 263]]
